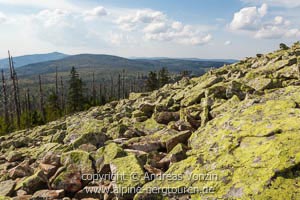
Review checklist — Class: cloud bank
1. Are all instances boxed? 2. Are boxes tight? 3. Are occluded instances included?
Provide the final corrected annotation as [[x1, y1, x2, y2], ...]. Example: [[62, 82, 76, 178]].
[[230, 3, 300, 39], [116, 9, 212, 45]]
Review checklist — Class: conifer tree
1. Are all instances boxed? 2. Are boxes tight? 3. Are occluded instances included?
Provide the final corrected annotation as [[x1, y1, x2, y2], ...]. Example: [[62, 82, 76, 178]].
[[146, 71, 159, 91], [158, 67, 170, 87], [67, 67, 85, 113], [46, 90, 61, 121]]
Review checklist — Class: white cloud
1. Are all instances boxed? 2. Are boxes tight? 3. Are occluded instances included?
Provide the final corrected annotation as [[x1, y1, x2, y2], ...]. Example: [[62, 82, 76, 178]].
[[22, 7, 112, 47], [0, 0, 76, 10], [224, 40, 232, 45], [143, 23, 212, 45], [143, 22, 168, 33], [258, 3, 268, 16], [109, 32, 124, 45], [134, 10, 165, 23], [0, 11, 7, 23], [274, 16, 283, 25], [254, 14, 299, 39], [116, 9, 165, 31], [230, 4, 268, 30], [241, 0, 300, 8], [273, 16, 290, 26], [255, 25, 300, 39], [285, 29, 300, 37], [4, 6, 212, 49], [117, 9, 212, 46], [108, 32, 137, 46], [255, 26, 284, 39], [180, 34, 212, 45], [172, 21, 183, 30], [83, 6, 108, 21], [34, 9, 72, 28], [230, 4, 300, 40]]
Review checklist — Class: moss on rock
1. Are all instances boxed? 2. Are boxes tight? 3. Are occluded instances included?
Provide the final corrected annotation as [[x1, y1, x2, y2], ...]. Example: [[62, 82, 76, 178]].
[[51, 150, 94, 193], [110, 155, 145, 199], [94, 142, 127, 173]]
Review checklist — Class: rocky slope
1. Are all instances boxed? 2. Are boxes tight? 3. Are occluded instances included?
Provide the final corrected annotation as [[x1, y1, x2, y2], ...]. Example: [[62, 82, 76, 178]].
[[1, 42, 300, 200]]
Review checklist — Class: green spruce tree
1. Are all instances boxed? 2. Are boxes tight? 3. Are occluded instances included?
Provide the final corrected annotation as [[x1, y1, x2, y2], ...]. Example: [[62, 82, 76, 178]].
[[46, 90, 61, 121], [146, 71, 159, 91], [158, 67, 170, 87], [67, 67, 85, 113]]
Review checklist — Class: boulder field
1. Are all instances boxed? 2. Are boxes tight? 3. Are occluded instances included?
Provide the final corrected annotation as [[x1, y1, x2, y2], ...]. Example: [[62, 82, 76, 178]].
[[1, 42, 300, 199]]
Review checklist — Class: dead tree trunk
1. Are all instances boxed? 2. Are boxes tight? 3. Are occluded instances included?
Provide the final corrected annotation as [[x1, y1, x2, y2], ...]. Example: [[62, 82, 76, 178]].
[[25, 88, 31, 127], [133, 76, 137, 93], [92, 72, 96, 105], [99, 83, 102, 104], [1, 69, 9, 126], [60, 77, 65, 115], [8, 51, 21, 128], [26, 88, 31, 113], [118, 73, 121, 100], [103, 82, 107, 103], [122, 69, 125, 99], [110, 75, 114, 100], [131, 79, 134, 93], [55, 66, 58, 96], [39, 75, 46, 122]]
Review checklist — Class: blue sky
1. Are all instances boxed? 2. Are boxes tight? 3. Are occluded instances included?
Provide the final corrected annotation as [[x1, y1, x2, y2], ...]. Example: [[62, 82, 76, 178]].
[[0, 0, 299, 59]]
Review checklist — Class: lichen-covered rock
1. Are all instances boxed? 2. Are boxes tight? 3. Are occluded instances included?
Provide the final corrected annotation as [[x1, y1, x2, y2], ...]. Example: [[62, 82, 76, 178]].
[[70, 132, 108, 149], [154, 111, 180, 125], [0, 196, 13, 200], [165, 143, 188, 163], [51, 150, 94, 193], [110, 155, 145, 199], [13, 136, 32, 148], [7, 151, 23, 162], [0, 180, 15, 196], [165, 130, 191, 153], [129, 92, 149, 100], [51, 130, 66, 143], [31, 189, 64, 200], [132, 110, 145, 118], [139, 103, 155, 116], [39, 163, 57, 178], [94, 142, 127, 173], [78, 143, 97, 152], [247, 78, 281, 91], [107, 124, 128, 139], [15, 170, 48, 194], [8, 161, 33, 179], [41, 152, 61, 167], [137, 86, 300, 199], [125, 128, 188, 154]]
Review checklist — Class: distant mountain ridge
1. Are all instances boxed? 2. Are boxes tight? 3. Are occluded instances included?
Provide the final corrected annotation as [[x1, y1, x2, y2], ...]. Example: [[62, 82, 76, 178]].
[[16, 54, 230, 77], [0, 52, 68, 69], [131, 57, 238, 63]]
